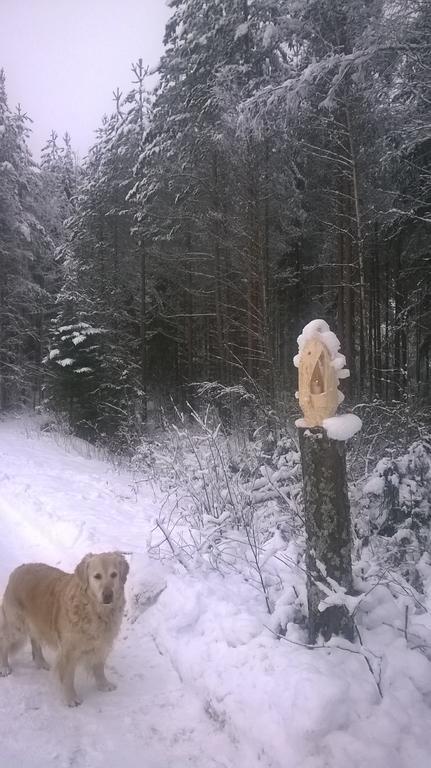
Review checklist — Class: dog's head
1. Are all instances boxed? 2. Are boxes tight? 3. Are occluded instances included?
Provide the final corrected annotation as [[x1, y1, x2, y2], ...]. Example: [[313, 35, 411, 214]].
[[75, 552, 129, 605]]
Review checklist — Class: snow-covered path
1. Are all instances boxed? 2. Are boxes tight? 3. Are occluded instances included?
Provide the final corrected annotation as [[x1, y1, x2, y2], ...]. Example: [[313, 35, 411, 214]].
[[0, 419, 247, 768]]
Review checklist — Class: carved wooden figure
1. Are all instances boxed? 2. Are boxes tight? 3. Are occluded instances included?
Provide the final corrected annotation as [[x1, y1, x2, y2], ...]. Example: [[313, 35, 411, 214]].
[[298, 338, 339, 427]]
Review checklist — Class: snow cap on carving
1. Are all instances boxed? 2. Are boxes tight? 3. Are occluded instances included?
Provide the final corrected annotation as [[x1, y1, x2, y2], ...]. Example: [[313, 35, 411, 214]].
[[293, 319, 360, 438]]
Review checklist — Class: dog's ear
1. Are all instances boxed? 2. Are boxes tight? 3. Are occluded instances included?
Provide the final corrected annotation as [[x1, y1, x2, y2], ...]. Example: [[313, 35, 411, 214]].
[[75, 553, 93, 588], [116, 553, 129, 585]]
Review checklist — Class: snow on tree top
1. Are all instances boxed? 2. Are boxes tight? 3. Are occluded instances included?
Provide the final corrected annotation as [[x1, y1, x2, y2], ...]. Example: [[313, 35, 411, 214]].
[[235, 22, 250, 41], [57, 358, 75, 367], [1, 160, 15, 174], [263, 22, 276, 49], [17, 222, 32, 242], [58, 323, 103, 336], [72, 334, 86, 345]]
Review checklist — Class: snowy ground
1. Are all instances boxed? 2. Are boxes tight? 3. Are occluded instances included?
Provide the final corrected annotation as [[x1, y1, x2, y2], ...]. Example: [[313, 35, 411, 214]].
[[1, 416, 431, 768]]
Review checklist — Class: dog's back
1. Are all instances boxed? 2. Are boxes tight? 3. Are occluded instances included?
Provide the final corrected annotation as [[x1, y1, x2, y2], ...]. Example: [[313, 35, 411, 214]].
[[3, 563, 71, 649]]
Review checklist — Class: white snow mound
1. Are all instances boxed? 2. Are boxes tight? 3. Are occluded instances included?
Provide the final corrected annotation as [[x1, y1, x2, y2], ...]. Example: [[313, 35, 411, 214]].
[[323, 413, 362, 441]]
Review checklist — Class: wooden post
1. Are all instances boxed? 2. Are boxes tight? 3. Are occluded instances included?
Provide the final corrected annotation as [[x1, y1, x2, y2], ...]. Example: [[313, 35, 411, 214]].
[[295, 320, 355, 643], [298, 427, 354, 643]]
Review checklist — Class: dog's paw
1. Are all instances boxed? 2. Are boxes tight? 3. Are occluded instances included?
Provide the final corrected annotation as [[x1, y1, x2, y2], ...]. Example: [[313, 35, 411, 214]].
[[0, 664, 12, 677], [36, 660, 50, 671], [97, 679, 117, 692], [66, 695, 83, 707]]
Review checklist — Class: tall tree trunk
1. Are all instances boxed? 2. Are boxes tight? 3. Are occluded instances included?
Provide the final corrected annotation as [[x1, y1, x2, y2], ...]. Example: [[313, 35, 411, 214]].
[[212, 151, 225, 382], [0, 280, 6, 409], [336, 177, 345, 375], [384, 257, 390, 401], [374, 228, 382, 398], [246, 161, 259, 382], [368, 245, 374, 399], [140, 245, 147, 421], [393, 237, 406, 399], [185, 231, 194, 384], [345, 106, 367, 393], [344, 179, 355, 395]]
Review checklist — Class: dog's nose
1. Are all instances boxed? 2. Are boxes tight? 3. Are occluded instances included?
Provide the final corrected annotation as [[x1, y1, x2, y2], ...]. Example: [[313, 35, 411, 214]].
[[102, 588, 113, 604]]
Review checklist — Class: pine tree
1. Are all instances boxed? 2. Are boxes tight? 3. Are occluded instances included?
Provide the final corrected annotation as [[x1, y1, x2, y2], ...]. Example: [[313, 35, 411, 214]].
[[47, 64, 153, 439], [131, 0, 300, 408], [0, 70, 55, 407]]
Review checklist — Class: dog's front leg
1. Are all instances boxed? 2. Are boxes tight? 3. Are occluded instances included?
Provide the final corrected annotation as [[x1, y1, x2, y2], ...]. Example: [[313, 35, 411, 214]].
[[58, 649, 81, 707], [92, 661, 117, 692]]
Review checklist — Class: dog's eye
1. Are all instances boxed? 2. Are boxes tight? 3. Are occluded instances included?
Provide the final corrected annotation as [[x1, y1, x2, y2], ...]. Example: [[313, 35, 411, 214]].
[[110, 571, 118, 579], [94, 573, 102, 580]]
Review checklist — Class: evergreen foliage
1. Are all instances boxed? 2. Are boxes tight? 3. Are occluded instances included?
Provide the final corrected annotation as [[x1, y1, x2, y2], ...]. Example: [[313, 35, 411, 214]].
[[0, 1, 430, 437]]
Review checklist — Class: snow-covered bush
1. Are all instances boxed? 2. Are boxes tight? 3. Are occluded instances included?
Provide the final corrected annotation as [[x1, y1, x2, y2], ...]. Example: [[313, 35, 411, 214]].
[[112, 389, 430, 646], [354, 437, 431, 587], [144, 405, 304, 614], [348, 399, 429, 480]]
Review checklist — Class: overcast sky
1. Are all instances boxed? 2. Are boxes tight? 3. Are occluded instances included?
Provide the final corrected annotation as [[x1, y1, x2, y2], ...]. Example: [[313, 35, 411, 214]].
[[0, 0, 170, 160]]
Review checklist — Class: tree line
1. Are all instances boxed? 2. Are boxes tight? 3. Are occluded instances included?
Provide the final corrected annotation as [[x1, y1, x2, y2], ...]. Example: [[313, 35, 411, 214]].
[[0, 0, 430, 440]]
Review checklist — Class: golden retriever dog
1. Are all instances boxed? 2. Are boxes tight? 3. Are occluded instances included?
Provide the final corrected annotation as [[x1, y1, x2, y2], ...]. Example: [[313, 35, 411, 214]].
[[0, 552, 129, 706]]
